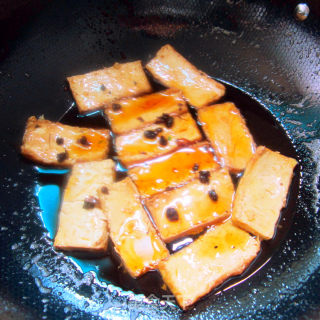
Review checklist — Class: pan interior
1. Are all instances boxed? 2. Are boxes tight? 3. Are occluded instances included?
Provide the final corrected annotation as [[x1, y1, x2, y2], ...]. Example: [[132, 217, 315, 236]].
[[36, 81, 300, 303]]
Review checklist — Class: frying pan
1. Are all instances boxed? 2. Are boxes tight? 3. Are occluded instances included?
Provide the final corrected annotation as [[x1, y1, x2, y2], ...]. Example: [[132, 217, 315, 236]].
[[1, 0, 320, 319]]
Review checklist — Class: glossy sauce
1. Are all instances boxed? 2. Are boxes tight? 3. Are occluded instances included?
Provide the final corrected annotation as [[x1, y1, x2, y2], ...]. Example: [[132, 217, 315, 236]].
[[145, 168, 234, 242], [129, 142, 220, 197], [99, 177, 169, 278], [116, 112, 202, 167], [35, 83, 300, 303], [105, 89, 187, 134]]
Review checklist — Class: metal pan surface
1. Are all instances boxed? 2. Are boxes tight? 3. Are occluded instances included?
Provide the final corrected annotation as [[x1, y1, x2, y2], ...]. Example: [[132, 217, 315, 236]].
[[0, 0, 320, 319]]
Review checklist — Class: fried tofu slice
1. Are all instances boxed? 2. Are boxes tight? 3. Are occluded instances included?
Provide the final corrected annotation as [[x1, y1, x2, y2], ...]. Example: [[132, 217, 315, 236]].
[[105, 89, 188, 134], [198, 102, 256, 172], [129, 142, 220, 198], [67, 61, 152, 113], [98, 177, 169, 278], [146, 44, 225, 108], [232, 146, 297, 240], [145, 168, 234, 242], [158, 221, 260, 309], [21, 116, 110, 167], [116, 112, 202, 167], [54, 160, 115, 253]]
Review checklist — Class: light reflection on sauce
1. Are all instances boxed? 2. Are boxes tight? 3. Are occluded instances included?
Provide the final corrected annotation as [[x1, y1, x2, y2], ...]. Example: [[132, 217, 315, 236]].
[[129, 142, 220, 197], [145, 168, 234, 242], [105, 89, 187, 134]]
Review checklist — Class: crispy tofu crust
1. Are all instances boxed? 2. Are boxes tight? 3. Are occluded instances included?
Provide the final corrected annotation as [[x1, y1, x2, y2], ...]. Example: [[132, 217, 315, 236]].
[[145, 168, 234, 242], [98, 177, 169, 278], [198, 102, 256, 172], [146, 44, 225, 108], [21, 116, 110, 167], [158, 222, 260, 309], [67, 61, 152, 113], [129, 142, 220, 198], [232, 146, 297, 240], [105, 89, 188, 134], [116, 112, 202, 167], [54, 160, 115, 253]]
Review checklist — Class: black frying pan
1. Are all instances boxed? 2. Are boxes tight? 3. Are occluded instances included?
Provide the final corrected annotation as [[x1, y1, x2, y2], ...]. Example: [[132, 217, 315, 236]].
[[1, 0, 320, 319]]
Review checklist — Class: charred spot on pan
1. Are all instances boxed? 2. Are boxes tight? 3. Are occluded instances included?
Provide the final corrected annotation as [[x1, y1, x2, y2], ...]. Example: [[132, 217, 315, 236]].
[[101, 186, 109, 194], [112, 103, 122, 111], [159, 136, 168, 146], [208, 189, 218, 202], [155, 113, 174, 128], [199, 170, 210, 184], [57, 151, 68, 163], [192, 163, 199, 171], [78, 136, 91, 147], [166, 207, 179, 222], [56, 137, 64, 145], [83, 196, 100, 210], [100, 84, 106, 91]]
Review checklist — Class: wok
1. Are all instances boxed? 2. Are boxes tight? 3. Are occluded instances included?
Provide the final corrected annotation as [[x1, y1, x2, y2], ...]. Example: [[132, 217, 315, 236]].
[[1, 0, 320, 319]]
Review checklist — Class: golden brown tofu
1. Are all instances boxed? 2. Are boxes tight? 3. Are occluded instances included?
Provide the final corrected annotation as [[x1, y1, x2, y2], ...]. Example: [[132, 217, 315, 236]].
[[105, 89, 188, 134], [129, 142, 220, 198], [54, 160, 115, 253], [145, 168, 234, 242], [198, 102, 256, 172], [158, 221, 260, 309], [232, 146, 297, 240], [21, 116, 110, 167], [67, 61, 152, 113], [98, 177, 169, 278], [146, 44, 225, 108], [116, 112, 202, 167]]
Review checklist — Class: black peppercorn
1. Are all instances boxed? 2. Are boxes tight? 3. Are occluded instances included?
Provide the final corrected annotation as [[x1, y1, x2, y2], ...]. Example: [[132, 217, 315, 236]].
[[78, 136, 90, 147], [57, 151, 68, 163], [166, 207, 179, 222], [56, 137, 64, 145], [199, 170, 210, 184], [208, 189, 218, 202]]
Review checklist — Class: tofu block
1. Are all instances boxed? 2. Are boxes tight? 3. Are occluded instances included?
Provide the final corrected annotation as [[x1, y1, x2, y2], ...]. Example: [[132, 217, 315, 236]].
[[232, 146, 297, 240], [98, 177, 169, 278], [129, 142, 220, 198], [116, 112, 202, 167], [54, 160, 115, 253], [105, 89, 188, 134], [198, 102, 256, 172], [145, 168, 234, 242], [67, 61, 152, 113], [21, 116, 110, 167], [146, 44, 225, 108], [158, 222, 260, 309]]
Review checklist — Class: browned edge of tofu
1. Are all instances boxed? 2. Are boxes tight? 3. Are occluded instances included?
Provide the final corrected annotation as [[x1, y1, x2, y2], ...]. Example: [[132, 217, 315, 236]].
[[21, 116, 110, 167]]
